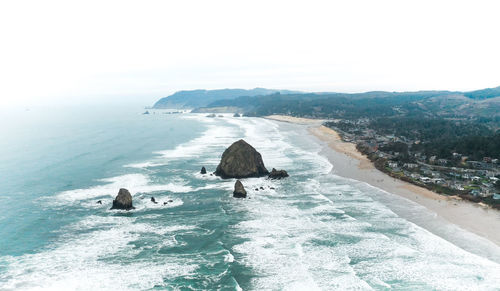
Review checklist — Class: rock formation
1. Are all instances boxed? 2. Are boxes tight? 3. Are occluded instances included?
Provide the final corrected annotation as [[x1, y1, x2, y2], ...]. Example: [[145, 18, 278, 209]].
[[110, 188, 134, 210], [151, 197, 158, 204], [215, 139, 269, 178], [200, 166, 207, 174], [233, 180, 247, 198], [268, 168, 289, 179]]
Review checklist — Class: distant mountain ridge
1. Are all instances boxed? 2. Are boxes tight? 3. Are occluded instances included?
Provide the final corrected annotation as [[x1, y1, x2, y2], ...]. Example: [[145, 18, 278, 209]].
[[186, 85, 500, 121], [152, 88, 300, 109], [151, 85, 500, 121]]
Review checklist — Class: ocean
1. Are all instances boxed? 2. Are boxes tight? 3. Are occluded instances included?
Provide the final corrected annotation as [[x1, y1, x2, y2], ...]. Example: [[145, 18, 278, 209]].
[[0, 106, 499, 290]]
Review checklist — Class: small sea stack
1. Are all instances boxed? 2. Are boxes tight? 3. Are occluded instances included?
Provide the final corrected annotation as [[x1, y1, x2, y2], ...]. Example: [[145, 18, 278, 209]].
[[200, 166, 207, 174], [151, 197, 158, 204], [233, 180, 247, 198], [268, 168, 289, 179], [215, 139, 269, 179], [110, 188, 134, 210]]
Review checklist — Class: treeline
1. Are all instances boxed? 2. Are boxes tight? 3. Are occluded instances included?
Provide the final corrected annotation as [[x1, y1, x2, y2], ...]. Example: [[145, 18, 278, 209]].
[[371, 117, 499, 160], [212, 92, 437, 119], [207, 89, 500, 122], [332, 116, 500, 160]]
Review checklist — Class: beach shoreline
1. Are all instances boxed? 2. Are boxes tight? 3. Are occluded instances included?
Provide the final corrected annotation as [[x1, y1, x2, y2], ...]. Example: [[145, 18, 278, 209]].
[[265, 115, 500, 248]]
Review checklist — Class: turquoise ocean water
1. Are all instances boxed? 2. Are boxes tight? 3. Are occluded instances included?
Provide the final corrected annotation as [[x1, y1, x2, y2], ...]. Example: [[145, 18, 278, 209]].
[[0, 106, 499, 290]]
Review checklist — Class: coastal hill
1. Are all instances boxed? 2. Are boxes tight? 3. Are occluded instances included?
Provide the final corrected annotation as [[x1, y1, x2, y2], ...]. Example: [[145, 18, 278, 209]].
[[152, 86, 500, 120], [152, 85, 500, 208], [191, 86, 500, 120], [152, 88, 300, 109]]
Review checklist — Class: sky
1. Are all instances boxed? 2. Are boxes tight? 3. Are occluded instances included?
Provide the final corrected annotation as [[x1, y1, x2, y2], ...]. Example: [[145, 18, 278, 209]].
[[1, 0, 499, 107]]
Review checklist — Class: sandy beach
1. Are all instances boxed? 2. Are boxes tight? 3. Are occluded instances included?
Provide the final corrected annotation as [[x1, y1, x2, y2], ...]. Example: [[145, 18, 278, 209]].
[[265, 115, 500, 250]]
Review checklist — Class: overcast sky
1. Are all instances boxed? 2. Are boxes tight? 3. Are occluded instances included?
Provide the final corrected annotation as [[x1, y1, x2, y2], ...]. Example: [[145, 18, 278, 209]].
[[1, 0, 499, 107]]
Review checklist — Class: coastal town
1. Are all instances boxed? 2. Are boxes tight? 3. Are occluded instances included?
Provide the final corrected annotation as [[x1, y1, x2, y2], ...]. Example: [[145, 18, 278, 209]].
[[325, 119, 500, 209]]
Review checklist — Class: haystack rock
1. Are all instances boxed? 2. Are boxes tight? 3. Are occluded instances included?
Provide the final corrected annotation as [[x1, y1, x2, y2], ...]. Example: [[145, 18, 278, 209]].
[[110, 188, 134, 210], [215, 139, 269, 179], [268, 168, 289, 179], [200, 166, 207, 174], [233, 180, 247, 198]]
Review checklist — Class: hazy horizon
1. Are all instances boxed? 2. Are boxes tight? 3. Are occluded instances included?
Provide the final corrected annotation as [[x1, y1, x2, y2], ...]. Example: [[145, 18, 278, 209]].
[[1, 0, 500, 107]]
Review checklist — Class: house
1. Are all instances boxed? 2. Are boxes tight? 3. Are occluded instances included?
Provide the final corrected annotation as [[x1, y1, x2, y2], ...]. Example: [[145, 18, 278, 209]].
[[493, 193, 500, 200], [388, 162, 398, 168], [432, 178, 446, 185], [437, 159, 448, 166], [420, 177, 432, 183], [410, 173, 420, 179], [479, 187, 493, 198], [470, 189, 480, 196], [403, 163, 419, 169]]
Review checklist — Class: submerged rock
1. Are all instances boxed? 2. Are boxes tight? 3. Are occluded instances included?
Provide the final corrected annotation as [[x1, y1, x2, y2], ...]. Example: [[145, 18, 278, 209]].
[[215, 139, 269, 179], [96, 200, 102, 204], [233, 180, 247, 198], [110, 188, 134, 210], [233, 113, 241, 117], [151, 197, 158, 204], [200, 166, 207, 174], [143, 110, 150, 115], [268, 168, 289, 179]]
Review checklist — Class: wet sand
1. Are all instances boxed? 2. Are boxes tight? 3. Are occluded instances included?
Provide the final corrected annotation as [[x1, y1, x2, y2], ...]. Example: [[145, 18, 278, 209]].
[[265, 115, 500, 248]]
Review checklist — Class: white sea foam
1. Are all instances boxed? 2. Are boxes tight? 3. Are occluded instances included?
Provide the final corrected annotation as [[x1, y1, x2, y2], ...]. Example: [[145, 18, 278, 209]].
[[123, 161, 164, 168], [7, 115, 500, 290], [155, 119, 239, 161], [48, 173, 192, 207], [227, 118, 500, 290], [0, 215, 198, 290]]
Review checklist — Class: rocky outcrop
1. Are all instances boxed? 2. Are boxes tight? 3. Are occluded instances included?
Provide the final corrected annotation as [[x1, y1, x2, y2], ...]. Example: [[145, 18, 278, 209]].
[[268, 168, 289, 179], [110, 188, 134, 210], [200, 166, 207, 174], [215, 139, 269, 179], [233, 180, 247, 198]]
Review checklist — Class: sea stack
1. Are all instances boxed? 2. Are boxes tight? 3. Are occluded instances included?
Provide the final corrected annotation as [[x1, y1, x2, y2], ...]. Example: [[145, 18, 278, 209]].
[[200, 166, 207, 174], [215, 139, 269, 179], [110, 188, 134, 210], [268, 168, 289, 179], [233, 180, 247, 198]]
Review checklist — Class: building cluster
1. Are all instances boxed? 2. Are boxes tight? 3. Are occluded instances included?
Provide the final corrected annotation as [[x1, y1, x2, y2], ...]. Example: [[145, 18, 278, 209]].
[[327, 120, 500, 201]]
